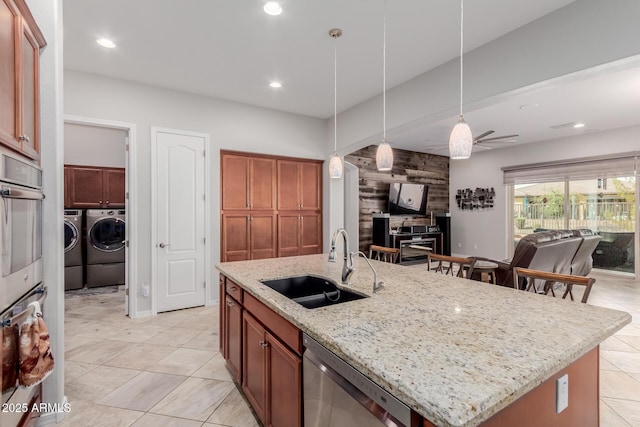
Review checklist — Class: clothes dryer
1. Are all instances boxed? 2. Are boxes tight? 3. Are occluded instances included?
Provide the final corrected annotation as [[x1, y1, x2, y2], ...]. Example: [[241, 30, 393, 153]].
[[64, 209, 83, 290], [85, 209, 125, 287]]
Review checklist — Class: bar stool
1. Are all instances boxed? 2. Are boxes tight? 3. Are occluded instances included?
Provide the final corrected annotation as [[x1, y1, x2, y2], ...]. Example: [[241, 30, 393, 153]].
[[369, 245, 399, 263], [427, 253, 476, 279]]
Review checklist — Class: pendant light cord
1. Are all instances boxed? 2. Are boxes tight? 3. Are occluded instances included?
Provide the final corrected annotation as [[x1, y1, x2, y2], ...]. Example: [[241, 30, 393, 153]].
[[334, 36, 338, 153], [459, 0, 464, 117], [382, 0, 387, 141]]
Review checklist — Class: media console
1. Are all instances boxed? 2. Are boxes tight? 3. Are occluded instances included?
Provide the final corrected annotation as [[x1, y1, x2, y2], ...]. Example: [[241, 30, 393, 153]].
[[391, 232, 443, 264]]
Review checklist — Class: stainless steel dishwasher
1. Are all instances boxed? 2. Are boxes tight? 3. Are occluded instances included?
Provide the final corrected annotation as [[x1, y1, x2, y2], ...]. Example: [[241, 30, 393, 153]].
[[303, 333, 413, 427]]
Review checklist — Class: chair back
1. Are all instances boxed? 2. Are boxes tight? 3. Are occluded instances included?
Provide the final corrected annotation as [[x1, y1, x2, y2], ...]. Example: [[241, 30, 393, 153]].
[[513, 267, 596, 303], [428, 253, 476, 279], [369, 245, 399, 263]]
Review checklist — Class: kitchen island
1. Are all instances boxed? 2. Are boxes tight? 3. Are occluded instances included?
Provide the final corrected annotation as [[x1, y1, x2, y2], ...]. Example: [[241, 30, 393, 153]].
[[217, 254, 630, 427]]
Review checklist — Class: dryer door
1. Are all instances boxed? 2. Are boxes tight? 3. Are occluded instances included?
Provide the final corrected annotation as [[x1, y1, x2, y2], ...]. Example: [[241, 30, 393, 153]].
[[89, 218, 125, 252], [64, 220, 79, 253]]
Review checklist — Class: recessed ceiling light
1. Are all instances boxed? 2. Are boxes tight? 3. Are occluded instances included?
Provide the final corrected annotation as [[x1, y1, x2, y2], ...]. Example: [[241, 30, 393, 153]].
[[573, 123, 585, 128], [96, 38, 116, 48], [269, 81, 282, 88], [263, 2, 283, 16]]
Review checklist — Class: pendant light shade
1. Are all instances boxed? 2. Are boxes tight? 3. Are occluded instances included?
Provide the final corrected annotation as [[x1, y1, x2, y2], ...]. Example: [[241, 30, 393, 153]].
[[329, 28, 343, 179], [449, 116, 473, 159], [376, 0, 393, 172], [376, 140, 393, 171], [449, 0, 473, 159], [329, 153, 343, 178]]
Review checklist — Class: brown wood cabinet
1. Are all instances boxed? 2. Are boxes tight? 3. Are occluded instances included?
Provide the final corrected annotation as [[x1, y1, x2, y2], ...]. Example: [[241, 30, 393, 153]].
[[222, 153, 276, 211], [277, 160, 321, 211], [220, 151, 323, 262], [220, 273, 302, 427], [64, 165, 125, 208], [0, 0, 45, 161], [221, 212, 277, 261], [277, 212, 322, 257]]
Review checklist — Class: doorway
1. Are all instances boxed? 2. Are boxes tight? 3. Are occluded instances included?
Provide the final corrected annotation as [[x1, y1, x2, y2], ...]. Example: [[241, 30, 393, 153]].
[[64, 115, 137, 317]]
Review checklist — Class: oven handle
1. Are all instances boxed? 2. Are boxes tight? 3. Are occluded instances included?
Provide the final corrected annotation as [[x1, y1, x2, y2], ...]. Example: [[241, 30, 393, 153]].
[[1, 187, 45, 200], [1, 286, 47, 327]]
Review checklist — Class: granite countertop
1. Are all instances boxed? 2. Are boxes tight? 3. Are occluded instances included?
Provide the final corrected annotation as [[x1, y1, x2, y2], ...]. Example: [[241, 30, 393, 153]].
[[216, 254, 631, 427]]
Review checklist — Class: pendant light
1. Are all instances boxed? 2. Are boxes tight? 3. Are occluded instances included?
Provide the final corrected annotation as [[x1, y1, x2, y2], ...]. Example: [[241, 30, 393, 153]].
[[376, 0, 393, 172], [328, 28, 343, 179], [449, 0, 473, 160]]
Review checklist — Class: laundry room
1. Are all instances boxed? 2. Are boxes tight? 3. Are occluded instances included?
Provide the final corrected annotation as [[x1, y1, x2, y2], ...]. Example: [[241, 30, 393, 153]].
[[63, 122, 127, 298]]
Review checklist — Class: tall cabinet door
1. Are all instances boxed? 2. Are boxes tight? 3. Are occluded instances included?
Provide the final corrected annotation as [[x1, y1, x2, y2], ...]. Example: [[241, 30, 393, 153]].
[[225, 295, 242, 383], [277, 160, 300, 210], [250, 213, 277, 260], [18, 18, 39, 160], [222, 154, 249, 210], [300, 162, 321, 211], [277, 213, 301, 258], [0, 0, 19, 151], [249, 158, 276, 210], [300, 212, 322, 255], [221, 214, 250, 261]]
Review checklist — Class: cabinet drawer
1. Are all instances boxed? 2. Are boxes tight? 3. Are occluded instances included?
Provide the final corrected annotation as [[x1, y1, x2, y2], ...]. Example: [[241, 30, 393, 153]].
[[244, 292, 301, 356], [226, 279, 243, 303]]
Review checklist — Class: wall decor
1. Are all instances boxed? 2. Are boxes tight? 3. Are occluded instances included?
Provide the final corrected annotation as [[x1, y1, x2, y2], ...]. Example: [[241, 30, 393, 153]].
[[456, 187, 495, 210]]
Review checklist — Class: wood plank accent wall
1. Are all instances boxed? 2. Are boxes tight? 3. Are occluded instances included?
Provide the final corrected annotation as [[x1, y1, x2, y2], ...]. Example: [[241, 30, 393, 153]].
[[345, 146, 449, 251]]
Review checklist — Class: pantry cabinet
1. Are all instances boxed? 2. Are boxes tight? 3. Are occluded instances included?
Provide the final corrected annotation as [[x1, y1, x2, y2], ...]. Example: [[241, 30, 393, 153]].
[[220, 151, 322, 262], [64, 165, 125, 208], [0, 0, 46, 161]]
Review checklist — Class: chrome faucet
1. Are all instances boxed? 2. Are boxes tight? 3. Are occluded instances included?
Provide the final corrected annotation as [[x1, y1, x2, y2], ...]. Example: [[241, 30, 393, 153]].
[[328, 228, 355, 285], [356, 251, 385, 293]]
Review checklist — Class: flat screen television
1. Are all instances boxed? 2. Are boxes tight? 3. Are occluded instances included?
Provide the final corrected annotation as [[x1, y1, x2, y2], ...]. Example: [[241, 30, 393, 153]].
[[388, 183, 428, 215]]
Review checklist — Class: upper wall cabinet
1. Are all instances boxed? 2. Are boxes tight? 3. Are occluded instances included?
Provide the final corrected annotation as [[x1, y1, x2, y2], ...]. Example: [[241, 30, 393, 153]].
[[0, 0, 46, 161], [222, 153, 277, 211], [277, 160, 321, 211], [65, 165, 125, 208]]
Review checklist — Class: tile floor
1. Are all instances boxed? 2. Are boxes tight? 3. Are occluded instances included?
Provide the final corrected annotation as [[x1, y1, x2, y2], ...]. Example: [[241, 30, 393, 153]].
[[59, 270, 640, 426]]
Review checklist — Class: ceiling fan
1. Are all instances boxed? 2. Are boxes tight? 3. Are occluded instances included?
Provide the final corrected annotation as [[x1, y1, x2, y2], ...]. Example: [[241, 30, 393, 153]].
[[426, 130, 519, 152], [472, 130, 519, 149]]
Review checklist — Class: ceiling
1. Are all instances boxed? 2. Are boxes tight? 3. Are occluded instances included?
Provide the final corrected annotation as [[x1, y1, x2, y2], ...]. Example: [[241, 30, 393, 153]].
[[63, 0, 640, 155]]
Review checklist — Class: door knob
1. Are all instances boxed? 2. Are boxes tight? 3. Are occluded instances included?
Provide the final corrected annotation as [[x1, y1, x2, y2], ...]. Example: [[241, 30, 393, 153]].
[[159, 242, 170, 248]]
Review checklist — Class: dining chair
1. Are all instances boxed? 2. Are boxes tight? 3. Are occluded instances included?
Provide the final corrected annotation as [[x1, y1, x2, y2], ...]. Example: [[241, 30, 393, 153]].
[[369, 245, 399, 263], [513, 267, 596, 303], [427, 253, 476, 279]]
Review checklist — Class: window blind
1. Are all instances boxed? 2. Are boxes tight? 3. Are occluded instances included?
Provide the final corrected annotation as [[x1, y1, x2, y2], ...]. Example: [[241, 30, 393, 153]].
[[502, 153, 639, 185]]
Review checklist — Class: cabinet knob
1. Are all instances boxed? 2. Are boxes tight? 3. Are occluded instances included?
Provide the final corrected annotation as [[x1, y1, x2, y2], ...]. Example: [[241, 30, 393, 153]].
[[259, 340, 269, 348], [106, 200, 110, 205], [229, 286, 237, 291], [227, 301, 234, 307], [99, 200, 103, 204]]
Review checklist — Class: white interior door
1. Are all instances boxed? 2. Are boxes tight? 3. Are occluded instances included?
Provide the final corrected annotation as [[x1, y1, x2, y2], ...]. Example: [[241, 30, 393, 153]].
[[155, 129, 206, 312]]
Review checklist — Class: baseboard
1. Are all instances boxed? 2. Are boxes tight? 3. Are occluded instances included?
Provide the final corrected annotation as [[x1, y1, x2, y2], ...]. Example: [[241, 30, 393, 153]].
[[35, 396, 69, 425]]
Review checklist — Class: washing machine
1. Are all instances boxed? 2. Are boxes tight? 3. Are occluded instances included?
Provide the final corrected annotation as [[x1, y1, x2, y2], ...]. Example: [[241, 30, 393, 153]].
[[64, 209, 84, 290], [85, 209, 125, 287]]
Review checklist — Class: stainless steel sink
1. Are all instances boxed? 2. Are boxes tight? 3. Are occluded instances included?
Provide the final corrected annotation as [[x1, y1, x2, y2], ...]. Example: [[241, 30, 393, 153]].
[[260, 275, 367, 309]]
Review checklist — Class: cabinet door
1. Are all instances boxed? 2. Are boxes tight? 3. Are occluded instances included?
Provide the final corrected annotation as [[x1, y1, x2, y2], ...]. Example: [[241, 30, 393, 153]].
[[277, 160, 300, 210], [300, 212, 322, 255], [222, 154, 249, 211], [221, 213, 250, 262], [300, 162, 321, 211], [0, 0, 20, 151], [249, 158, 276, 210], [104, 168, 125, 207], [18, 18, 39, 160], [243, 312, 267, 425], [63, 166, 71, 208], [68, 167, 104, 208], [219, 275, 226, 357], [225, 295, 242, 383], [277, 213, 300, 258], [267, 331, 301, 427], [250, 213, 277, 260]]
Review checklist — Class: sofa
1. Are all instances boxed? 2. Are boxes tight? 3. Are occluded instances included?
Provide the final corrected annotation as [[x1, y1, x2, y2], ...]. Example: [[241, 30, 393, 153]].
[[473, 230, 601, 289]]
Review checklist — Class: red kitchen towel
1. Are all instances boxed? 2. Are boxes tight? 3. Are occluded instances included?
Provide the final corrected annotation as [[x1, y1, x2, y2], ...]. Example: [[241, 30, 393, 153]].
[[18, 302, 54, 387], [2, 325, 19, 392]]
